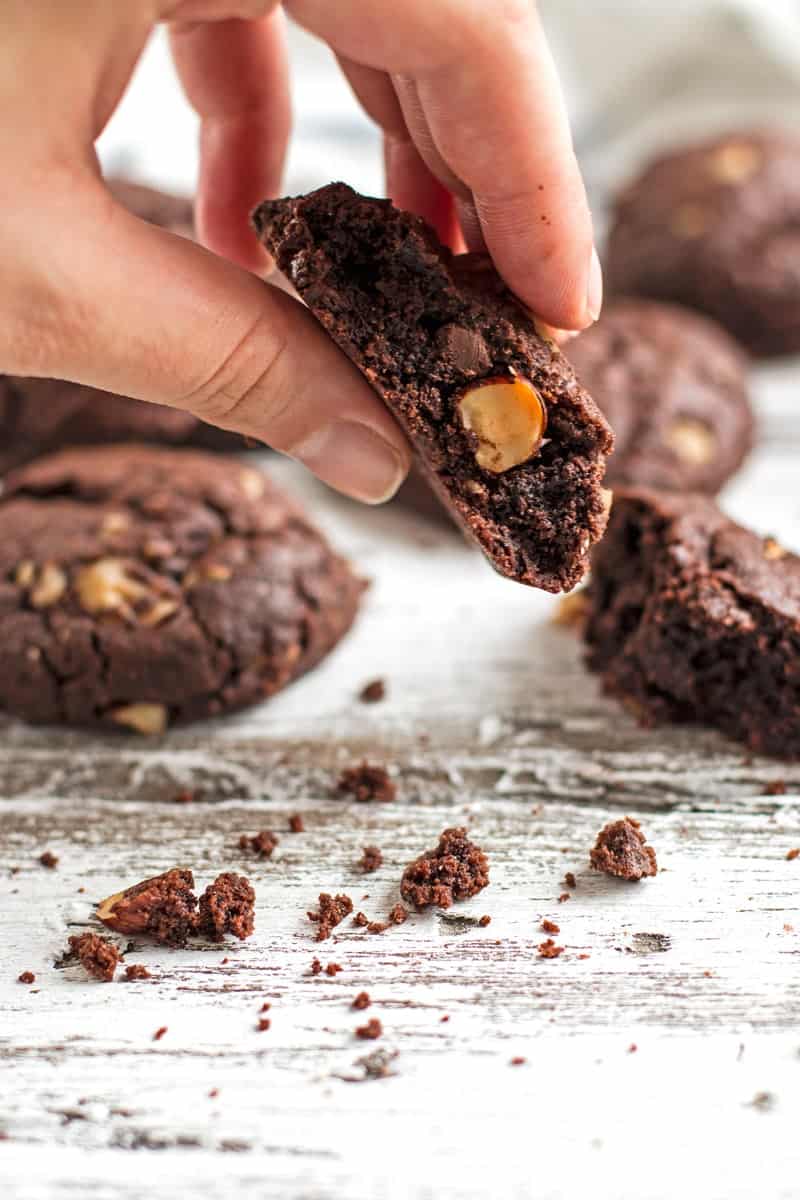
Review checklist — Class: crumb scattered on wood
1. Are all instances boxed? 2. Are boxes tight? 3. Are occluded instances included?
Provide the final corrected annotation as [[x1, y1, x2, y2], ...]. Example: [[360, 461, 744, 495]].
[[359, 679, 386, 704], [541, 919, 560, 934], [153, 1026, 168, 1042], [590, 817, 657, 881], [359, 846, 383, 873], [352, 991, 371, 1010], [17, 971, 35, 984], [68, 932, 121, 982], [400, 827, 489, 910], [538, 939, 564, 960], [238, 830, 279, 858], [355, 1018, 383, 1040], [308, 893, 353, 940], [336, 762, 396, 803], [288, 814, 305, 833], [123, 964, 151, 982], [39, 851, 58, 869]]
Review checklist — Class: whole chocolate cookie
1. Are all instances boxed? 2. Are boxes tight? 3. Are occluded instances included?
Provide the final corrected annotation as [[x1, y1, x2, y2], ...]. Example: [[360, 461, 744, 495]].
[[567, 299, 754, 493], [584, 488, 800, 758], [0, 446, 363, 733], [0, 180, 244, 474], [606, 130, 800, 356], [254, 184, 613, 593]]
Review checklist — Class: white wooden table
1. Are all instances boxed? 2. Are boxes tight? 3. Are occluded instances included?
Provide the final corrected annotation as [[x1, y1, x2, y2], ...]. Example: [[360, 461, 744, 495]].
[[2, 357, 800, 1200]]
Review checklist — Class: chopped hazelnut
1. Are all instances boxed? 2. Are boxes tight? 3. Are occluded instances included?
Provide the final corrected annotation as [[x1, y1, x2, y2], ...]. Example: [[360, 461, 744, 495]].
[[110, 702, 168, 736], [74, 557, 147, 616], [30, 563, 67, 608], [457, 375, 546, 473], [708, 141, 762, 185], [763, 538, 787, 561], [239, 469, 264, 500], [665, 418, 715, 466]]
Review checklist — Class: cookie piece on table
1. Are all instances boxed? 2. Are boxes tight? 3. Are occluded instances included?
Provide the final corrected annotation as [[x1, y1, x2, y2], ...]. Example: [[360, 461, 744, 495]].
[[584, 488, 800, 759], [253, 183, 613, 593], [0, 180, 243, 475], [605, 130, 800, 357], [567, 299, 754, 493], [0, 446, 363, 732]]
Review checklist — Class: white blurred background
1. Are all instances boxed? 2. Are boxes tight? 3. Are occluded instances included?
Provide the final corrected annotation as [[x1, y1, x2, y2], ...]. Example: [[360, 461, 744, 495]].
[[98, 1, 800, 236]]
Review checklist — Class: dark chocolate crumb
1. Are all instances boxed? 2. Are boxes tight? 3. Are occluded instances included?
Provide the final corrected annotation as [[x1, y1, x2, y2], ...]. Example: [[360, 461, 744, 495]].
[[39, 851, 58, 869], [198, 873, 255, 941], [238, 831, 279, 858], [336, 763, 397, 803], [787, 848, 800, 861], [590, 818, 657, 881], [478, 915, 491, 927], [538, 939, 564, 960], [17, 971, 35, 984], [288, 814, 305, 834], [564, 872, 577, 889], [541, 919, 560, 934], [123, 964, 151, 982], [510, 1056, 527, 1066], [359, 679, 386, 704], [355, 1018, 383, 1040], [68, 932, 121, 982], [400, 827, 489, 910], [765, 780, 787, 796], [352, 991, 371, 1010], [308, 893, 353, 940], [359, 845, 383, 873], [325, 962, 343, 976], [256, 1018, 271, 1032], [153, 1026, 168, 1042]]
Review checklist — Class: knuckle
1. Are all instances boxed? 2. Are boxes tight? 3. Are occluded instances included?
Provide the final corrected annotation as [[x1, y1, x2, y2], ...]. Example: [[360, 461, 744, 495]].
[[182, 312, 293, 439]]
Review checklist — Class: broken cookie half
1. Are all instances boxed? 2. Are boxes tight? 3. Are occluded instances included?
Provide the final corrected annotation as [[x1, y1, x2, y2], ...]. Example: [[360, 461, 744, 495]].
[[253, 183, 613, 593]]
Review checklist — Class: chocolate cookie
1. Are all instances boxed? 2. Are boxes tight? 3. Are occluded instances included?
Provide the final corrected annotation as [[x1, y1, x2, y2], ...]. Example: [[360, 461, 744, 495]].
[[0, 180, 243, 474], [0, 446, 363, 732], [584, 488, 800, 758], [254, 184, 613, 593], [606, 130, 800, 356], [567, 299, 754, 493]]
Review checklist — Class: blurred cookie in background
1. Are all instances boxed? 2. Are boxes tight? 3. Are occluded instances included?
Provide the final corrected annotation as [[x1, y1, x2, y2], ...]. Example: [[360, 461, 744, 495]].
[[0, 180, 248, 474], [605, 130, 800, 357], [566, 298, 754, 494]]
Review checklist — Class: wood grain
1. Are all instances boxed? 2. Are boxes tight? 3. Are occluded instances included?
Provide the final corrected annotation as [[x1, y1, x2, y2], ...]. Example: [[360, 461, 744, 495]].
[[3, 372, 800, 1200]]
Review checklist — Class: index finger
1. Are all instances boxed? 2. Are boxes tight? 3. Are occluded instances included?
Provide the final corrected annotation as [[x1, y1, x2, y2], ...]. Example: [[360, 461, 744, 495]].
[[286, 0, 599, 330]]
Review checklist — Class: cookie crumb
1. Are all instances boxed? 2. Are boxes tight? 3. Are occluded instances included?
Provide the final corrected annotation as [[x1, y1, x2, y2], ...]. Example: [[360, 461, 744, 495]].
[[400, 827, 489, 910], [238, 831, 279, 858], [388, 903, 408, 925], [68, 932, 121, 982], [578, 953, 591, 960], [564, 872, 577, 889], [558, 892, 571, 903], [590, 817, 657, 881], [17, 971, 35, 984], [325, 962, 343, 976], [153, 1026, 167, 1042], [39, 851, 58, 870], [538, 939, 564, 960], [308, 893, 353, 940], [123, 964, 151, 982], [359, 679, 386, 704], [359, 845, 383, 873], [510, 1056, 527, 1066], [440, 1015, 450, 1023], [355, 1018, 383, 1040], [96, 867, 199, 946], [172, 789, 194, 804], [765, 780, 787, 796], [208, 1089, 219, 1099], [478, 914, 491, 927], [310, 958, 322, 975], [541, 919, 560, 935], [787, 848, 800, 861], [259, 1002, 271, 1013], [352, 991, 371, 1010], [353, 912, 369, 928], [256, 1018, 271, 1032], [628, 1043, 638, 1054], [337, 762, 396, 803], [198, 873, 255, 941], [288, 813, 305, 834]]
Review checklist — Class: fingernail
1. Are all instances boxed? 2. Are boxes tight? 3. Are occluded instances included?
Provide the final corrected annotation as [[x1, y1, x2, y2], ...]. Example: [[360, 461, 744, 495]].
[[586, 247, 603, 324], [291, 420, 407, 504]]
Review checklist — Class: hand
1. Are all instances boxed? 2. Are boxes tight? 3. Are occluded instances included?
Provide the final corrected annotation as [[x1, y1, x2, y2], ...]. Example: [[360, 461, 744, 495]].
[[0, 1, 599, 503]]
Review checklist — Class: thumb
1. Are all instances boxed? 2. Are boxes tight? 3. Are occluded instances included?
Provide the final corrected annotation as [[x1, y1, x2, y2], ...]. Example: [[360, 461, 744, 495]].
[[9, 175, 410, 504]]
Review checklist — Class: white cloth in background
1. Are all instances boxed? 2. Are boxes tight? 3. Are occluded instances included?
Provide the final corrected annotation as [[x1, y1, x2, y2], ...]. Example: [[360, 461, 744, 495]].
[[98, 4, 800, 224]]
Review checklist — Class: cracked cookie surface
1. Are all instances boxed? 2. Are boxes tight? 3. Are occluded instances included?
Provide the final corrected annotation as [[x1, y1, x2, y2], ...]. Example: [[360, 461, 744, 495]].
[[0, 445, 363, 731]]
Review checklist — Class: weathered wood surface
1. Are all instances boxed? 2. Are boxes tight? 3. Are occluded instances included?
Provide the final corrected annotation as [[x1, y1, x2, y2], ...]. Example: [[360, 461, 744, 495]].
[[2, 364, 800, 1200]]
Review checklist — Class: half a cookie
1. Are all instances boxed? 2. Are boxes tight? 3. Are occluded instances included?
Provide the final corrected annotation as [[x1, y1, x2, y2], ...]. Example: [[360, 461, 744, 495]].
[[254, 183, 613, 592]]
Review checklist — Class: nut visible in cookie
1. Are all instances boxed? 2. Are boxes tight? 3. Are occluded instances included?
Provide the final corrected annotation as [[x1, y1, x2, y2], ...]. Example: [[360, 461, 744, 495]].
[[664, 418, 716, 465], [708, 141, 762, 185], [74, 558, 148, 616], [457, 375, 546, 474], [97, 867, 199, 945], [110, 702, 168, 736], [27, 563, 67, 608]]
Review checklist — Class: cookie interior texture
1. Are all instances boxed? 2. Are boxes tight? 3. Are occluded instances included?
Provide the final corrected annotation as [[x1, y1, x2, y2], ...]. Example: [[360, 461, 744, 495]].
[[566, 298, 755, 493], [253, 183, 613, 593], [0, 446, 363, 732], [0, 179, 244, 475], [605, 130, 800, 357], [585, 488, 800, 758]]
